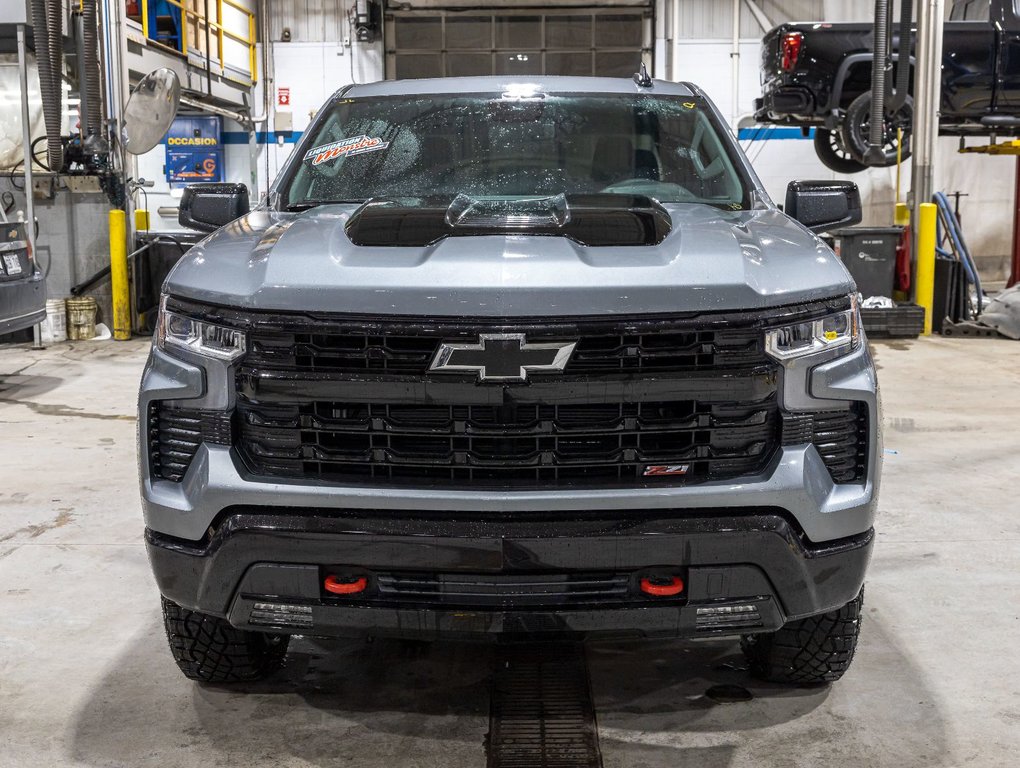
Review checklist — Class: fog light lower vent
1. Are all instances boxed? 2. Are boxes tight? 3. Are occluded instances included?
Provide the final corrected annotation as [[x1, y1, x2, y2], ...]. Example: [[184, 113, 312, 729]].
[[695, 603, 762, 632], [250, 602, 313, 629]]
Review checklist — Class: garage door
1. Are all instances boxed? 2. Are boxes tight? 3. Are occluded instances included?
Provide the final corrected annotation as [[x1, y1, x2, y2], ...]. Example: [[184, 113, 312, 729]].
[[385, 7, 652, 80]]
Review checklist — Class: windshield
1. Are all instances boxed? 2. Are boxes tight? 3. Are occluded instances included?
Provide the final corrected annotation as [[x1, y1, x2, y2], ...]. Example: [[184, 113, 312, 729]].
[[281, 92, 750, 210]]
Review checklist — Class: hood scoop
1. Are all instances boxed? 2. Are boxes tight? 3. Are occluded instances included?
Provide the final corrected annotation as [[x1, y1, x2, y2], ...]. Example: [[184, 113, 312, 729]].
[[344, 193, 672, 247]]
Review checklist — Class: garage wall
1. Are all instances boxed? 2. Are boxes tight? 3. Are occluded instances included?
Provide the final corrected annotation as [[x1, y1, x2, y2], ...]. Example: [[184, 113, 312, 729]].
[[0, 179, 113, 324], [672, 0, 1012, 279]]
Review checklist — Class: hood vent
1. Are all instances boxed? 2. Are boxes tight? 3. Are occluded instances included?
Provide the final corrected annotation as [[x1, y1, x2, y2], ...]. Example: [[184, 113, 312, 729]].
[[344, 193, 672, 247]]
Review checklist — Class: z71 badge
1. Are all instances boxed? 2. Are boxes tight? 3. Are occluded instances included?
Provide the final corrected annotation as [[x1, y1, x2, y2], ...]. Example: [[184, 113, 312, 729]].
[[643, 464, 690, 477]]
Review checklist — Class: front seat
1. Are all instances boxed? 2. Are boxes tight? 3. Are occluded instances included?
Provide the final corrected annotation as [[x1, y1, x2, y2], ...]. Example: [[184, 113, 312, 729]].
[[592, 136, 635, 184]]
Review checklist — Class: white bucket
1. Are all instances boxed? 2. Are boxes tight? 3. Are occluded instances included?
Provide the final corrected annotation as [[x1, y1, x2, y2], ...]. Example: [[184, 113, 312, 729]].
[[42, 298, 67, 343]]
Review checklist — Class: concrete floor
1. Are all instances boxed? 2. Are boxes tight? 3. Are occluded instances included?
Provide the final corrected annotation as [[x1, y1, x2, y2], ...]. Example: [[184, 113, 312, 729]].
[[1, 336, 1018, 767]]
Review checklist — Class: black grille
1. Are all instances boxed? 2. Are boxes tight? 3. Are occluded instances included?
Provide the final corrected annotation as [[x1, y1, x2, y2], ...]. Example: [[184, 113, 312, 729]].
[[370, 571, 637, 609], [782, 404, 868, 483], [193, 307, 858, 489], [148, 403, 232, 482], [243, 322, 767, 376], [237, 397, 780, 486]]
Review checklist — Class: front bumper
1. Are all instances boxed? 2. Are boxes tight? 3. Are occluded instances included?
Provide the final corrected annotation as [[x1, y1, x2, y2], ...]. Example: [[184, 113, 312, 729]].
[[147, 509, 873, 641], [138, 340, 881, 546]]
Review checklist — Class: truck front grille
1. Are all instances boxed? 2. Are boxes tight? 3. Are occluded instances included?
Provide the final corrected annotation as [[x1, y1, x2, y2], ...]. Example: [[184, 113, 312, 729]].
[[236, 396, 780, 486], [209, 309, 857, 489], [243, 320, 766, 376]]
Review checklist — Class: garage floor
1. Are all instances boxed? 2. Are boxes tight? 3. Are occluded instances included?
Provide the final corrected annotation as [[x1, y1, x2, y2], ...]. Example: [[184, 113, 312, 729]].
[[1, 337, 1018, 767]]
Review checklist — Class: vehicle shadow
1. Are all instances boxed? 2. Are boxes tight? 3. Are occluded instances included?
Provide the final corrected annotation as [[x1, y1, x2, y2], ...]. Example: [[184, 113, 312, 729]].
[[69, 611, 950, 768]]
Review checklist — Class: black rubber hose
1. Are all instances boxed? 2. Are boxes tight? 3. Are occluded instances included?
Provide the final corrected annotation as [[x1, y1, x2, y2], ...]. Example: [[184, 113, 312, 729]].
[[82, 0, 103, 137], [866, 0, 890, 165], [31, 0, 62, 172], [46, 0, 63, 170], [892, 0, 913, 112]]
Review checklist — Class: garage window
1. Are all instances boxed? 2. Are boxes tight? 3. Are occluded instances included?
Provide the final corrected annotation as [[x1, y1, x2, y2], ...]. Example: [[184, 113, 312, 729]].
[[386, 8, 651, 79]]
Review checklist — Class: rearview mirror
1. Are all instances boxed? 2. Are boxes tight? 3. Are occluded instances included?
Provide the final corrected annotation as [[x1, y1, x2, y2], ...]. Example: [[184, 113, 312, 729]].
[[785, 180, 862, 234], [179, 183, 250, 232]]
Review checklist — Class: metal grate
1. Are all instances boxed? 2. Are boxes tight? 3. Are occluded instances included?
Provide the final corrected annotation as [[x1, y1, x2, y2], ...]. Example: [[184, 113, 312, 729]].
[[236, 397, 780, 487], [488, 644, 602, 768], [781, 404, 868, 483], [148, 403, 233, 482]]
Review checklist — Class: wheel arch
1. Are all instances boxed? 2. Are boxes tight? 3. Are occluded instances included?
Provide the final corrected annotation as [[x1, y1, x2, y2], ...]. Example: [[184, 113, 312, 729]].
[[829, 52, 916, 112]]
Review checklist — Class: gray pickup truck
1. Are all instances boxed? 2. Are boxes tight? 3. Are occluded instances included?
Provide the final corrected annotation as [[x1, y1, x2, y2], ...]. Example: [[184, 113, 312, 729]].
[[139, 75, 880, 686]]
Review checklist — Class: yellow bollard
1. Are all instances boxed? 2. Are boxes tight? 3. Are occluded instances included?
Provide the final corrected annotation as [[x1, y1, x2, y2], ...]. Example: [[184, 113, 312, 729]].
[[916, 203, 937, 336], [135, 209, 150, 232], [109, 209, 131, 340], [894, 202, 910, 228]]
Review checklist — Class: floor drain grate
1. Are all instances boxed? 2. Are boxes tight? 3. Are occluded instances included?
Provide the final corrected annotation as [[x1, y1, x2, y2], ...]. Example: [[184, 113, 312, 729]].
[[487, 643, 603, 768]]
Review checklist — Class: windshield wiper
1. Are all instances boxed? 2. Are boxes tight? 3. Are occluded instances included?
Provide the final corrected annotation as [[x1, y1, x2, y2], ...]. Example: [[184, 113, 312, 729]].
[[286, 199, 365, 211]]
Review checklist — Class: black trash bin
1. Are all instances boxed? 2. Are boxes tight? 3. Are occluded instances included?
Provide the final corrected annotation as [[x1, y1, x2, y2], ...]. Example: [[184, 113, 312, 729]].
[[132, 232, 202, 332], [832, 227, 902, 300]]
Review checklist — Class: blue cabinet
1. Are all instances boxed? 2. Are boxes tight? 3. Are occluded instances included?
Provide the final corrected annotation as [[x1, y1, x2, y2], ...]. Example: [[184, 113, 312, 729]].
[[165, 116, 224, 186]]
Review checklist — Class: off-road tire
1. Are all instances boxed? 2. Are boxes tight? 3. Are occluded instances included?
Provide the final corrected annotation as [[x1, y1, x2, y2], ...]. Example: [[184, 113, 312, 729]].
[[813, 128, 868, 174], [740, 588, 864, 684], [161, 596, 289, 683], [841, 92, 913, 167]]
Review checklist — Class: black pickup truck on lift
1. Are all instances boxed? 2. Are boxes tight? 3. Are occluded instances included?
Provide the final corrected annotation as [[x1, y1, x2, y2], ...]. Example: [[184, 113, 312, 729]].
[[755, 0, 1020, 172]]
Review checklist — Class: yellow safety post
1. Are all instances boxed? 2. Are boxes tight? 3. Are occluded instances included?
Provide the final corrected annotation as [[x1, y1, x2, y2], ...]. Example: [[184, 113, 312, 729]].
[[895, 127, 903, 205], [135, 209, 150, 232], [109, 210, 131, 340], [916, 203, 937, 336], [895, 202, 910, 227]]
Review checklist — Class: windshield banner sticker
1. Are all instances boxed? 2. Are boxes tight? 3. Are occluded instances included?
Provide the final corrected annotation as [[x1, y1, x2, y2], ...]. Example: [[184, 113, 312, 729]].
[[305, 135, 389, 166]]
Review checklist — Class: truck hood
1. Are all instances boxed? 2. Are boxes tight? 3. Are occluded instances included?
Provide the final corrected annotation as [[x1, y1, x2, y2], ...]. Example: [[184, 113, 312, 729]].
[[165, 204, 854, 317]]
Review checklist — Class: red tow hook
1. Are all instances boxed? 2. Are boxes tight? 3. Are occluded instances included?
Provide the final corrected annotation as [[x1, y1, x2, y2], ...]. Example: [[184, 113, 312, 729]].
[[640, 575, 684, 597], [324, 575, 368, 595]]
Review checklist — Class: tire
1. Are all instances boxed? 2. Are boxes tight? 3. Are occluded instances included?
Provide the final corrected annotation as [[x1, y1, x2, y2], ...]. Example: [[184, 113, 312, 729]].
[[813, 128, 868, 174], [161, 596, 289, 683], [741, 587, 864, 685], [841, 92, 913, 167]]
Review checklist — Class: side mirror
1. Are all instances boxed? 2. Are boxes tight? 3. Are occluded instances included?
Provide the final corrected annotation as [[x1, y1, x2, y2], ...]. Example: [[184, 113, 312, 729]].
[[785, 180, 862, 234], [179, 183, 250, 232]]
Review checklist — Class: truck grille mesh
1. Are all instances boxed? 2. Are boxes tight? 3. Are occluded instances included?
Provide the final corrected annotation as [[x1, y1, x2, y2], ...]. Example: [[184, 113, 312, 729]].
[[236, 396, 779, 486], [231, 315, 786, 487], [244, 324, 765, 376]]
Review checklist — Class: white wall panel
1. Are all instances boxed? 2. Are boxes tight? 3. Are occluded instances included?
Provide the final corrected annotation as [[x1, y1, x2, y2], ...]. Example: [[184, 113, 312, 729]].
[[268, 0, 349, 43]]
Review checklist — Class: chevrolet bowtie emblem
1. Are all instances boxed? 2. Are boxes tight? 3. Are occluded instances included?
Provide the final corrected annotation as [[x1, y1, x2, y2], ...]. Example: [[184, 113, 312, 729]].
[[429, 334, 577, 382]]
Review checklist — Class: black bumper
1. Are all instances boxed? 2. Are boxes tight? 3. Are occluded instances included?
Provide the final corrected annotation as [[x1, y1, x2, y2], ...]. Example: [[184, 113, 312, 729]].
[[755, 87, 816, 122], [146, 508, 873, 641]]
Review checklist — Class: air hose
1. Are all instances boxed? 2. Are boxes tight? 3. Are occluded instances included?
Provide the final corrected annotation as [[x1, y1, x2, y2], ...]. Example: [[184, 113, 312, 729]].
[[30, 0, 63, 172], [933, 191, 983, 315], [866, 0, 891, 164], [81, 0, 103, 138]]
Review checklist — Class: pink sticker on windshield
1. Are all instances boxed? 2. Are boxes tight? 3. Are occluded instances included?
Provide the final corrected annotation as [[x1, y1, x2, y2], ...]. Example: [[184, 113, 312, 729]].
[[304, 135, 389, 166]]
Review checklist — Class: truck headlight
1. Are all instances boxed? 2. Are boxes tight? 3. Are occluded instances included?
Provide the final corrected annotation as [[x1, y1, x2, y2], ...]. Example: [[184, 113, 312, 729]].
[[156, 296, 247, 361], [765, 296, 860, 361]]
